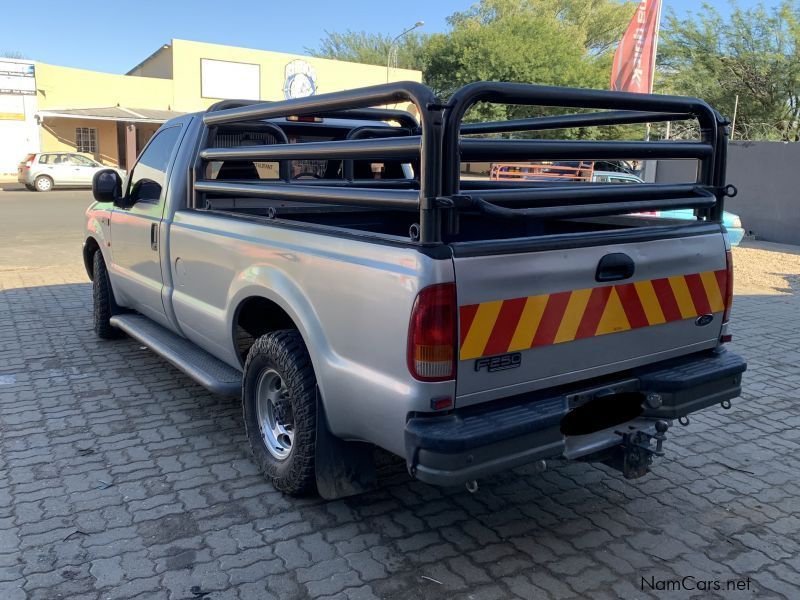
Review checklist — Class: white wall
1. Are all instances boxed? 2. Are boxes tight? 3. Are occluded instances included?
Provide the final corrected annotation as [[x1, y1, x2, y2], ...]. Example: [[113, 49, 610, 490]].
[[0, 59, 40, 176]]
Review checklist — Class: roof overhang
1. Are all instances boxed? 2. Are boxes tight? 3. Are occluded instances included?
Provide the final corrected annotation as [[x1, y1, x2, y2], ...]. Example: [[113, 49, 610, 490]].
[[37, 111, 167, 124], [36, 106, 183, 124]]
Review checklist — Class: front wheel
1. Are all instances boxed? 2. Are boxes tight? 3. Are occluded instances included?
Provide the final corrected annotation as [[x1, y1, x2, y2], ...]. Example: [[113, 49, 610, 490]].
[[242, 330, 317, 495], [92, 251, 123, 339]]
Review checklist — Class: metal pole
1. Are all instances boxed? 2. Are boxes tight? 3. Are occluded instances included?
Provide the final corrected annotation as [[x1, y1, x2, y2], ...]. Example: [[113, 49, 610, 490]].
[[649, 0, 663, 92], [386, 21, 424, 83], [644, 0, 663, 142], [731, 94, 739, 140]]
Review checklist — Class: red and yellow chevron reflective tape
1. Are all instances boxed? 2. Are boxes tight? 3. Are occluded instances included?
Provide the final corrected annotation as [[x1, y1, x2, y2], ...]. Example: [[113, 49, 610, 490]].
[[459, 270, 729, 360]]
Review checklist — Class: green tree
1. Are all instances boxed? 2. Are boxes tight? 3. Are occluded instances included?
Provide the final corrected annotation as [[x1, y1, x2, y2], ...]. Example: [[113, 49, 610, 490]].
[[659, 1, 800, 141], [424, 1, 633, 102], [423, 0, 637, 137], [306, 30, 426, 71], [309, 1, 636, 137]]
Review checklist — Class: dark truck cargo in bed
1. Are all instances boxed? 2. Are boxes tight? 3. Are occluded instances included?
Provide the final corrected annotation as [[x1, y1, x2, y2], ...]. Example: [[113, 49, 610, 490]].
[[85, 81, 745, 497]]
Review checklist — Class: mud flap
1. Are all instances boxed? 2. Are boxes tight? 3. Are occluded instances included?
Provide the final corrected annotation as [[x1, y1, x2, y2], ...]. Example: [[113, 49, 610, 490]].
[[314, 389, 377, 500]]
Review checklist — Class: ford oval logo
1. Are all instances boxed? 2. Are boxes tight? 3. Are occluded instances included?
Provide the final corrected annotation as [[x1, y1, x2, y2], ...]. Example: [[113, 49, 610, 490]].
[[695, 314, 714, 327]]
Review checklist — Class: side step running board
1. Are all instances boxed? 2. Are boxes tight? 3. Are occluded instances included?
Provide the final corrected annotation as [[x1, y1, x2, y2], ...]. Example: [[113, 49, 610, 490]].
[[110, 314, 242, 396]]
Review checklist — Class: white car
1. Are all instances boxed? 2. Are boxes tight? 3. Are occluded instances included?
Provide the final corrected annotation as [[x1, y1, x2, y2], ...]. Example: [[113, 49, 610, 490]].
[[18, 152, 125, 192]]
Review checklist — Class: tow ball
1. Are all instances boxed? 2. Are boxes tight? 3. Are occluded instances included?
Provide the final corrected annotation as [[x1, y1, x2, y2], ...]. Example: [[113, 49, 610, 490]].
[[610, 420, 670, 480]]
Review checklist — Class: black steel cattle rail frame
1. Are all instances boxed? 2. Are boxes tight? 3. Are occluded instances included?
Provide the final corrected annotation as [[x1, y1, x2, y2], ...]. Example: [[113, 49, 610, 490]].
[[197, 82, 442, 242], [193, 80, 730, 245], [442, 82, 730, 225]]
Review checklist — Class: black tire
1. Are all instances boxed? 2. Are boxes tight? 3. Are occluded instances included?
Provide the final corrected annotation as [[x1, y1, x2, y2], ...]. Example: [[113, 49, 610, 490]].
[[242, 330, 317, 495], [92, 251, 123, 339], [24, 184, 35, 191], [34, 175, 53, 192]]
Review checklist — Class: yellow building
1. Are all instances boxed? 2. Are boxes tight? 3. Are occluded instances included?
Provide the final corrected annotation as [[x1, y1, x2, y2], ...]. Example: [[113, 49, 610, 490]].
[[1, 39, 421, 173]]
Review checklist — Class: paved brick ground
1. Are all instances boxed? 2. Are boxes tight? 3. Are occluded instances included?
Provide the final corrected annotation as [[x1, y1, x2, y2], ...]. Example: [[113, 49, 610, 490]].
[[1, 254, 799, 599]]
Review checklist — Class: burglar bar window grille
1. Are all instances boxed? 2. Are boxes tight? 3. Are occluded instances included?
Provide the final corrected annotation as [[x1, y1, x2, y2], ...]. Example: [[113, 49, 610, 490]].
[[76, 127, 97, 153]]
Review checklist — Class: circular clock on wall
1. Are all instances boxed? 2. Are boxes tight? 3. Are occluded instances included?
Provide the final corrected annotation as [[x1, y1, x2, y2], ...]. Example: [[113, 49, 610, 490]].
[[283, 60, 317, 100]]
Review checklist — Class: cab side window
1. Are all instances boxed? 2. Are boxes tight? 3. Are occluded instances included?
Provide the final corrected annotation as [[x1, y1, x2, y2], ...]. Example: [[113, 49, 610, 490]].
[[127, 126, 182, 204]]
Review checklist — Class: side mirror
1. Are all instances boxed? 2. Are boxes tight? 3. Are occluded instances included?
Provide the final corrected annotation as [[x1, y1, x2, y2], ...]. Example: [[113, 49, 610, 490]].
[[92, 169, 123, 205]]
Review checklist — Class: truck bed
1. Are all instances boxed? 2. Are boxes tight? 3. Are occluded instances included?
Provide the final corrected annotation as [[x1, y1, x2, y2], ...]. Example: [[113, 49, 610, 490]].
[[203, 196, 701, 244]]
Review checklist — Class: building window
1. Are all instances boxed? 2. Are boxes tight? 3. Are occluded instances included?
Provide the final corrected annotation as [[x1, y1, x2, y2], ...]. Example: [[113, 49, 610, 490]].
[[75, 127, 98, 153]]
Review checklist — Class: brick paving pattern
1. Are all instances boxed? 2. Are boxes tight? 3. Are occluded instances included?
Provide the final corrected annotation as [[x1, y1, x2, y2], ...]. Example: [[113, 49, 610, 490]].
[[1, 260, 798, 599]]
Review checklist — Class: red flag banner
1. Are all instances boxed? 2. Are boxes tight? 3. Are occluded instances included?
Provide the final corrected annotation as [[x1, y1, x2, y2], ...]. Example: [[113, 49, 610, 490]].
[[611, 0, 662, 93]]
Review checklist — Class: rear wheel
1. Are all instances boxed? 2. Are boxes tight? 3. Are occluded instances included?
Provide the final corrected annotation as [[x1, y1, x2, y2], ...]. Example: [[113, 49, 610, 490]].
[[24, 184, 35, 191], [34, 175, 53, 192], [242, 330, 317, 495], [92, 251, 122, 339]]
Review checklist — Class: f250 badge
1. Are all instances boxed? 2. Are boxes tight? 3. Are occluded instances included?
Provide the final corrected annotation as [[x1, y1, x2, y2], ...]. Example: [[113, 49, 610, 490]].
[[695, 314, 714, 326], [475, 353, 522, 373]]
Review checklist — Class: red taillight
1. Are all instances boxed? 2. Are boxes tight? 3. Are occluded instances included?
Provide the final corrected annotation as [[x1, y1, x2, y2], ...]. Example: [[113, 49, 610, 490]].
[[407, 283, 456, 381], [722, 249, 733, 324]]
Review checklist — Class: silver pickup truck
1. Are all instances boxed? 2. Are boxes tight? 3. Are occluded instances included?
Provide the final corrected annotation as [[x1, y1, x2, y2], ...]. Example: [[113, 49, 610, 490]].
[[83, 81, 746, 498]]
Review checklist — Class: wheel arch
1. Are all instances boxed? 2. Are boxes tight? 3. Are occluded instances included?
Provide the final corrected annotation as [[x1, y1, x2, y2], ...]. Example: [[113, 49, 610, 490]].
[[83, 236, 102, 281], [232, 295, 298, 361], [225, 272, 334, 413]]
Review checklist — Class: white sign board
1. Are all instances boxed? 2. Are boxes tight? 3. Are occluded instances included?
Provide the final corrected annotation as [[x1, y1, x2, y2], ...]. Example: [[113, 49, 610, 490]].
[[0, 95, 25, 120], [201, 59, 260, 100], [0, 60, 36, 95]]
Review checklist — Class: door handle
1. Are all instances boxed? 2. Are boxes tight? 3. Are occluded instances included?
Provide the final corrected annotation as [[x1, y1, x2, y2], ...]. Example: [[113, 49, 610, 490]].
[[596, 253, 635, 282], [150, 223, 159, 251]]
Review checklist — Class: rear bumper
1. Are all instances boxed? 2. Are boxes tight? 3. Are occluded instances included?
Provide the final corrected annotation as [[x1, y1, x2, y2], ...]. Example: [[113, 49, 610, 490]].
[[405, 349, 746, 487]]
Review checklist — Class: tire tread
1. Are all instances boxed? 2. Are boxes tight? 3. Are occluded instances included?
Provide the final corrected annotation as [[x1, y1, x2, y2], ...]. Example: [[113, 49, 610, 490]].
[[92, 251, 122, 339], [242, 330, 317, 495]]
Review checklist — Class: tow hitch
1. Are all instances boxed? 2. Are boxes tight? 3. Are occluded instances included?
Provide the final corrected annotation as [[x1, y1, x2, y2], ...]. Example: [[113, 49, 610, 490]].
[[606, 420, 670, 479]]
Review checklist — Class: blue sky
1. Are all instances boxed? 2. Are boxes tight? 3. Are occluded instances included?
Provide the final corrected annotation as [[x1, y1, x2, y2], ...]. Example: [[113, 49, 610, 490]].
[[4, 0, 763, 74]]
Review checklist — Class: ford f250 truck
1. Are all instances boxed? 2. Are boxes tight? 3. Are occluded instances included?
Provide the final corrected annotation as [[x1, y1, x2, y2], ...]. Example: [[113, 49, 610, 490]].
[[83, 81, 746, 498]]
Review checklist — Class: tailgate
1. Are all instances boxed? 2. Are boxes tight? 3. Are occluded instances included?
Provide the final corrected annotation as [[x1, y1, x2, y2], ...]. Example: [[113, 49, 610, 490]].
[[454, 232, 728, 404]]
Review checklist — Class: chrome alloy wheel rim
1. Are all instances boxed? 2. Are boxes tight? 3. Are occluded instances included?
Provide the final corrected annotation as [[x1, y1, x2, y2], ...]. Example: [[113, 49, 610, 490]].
[[255, 368, 295, 460]]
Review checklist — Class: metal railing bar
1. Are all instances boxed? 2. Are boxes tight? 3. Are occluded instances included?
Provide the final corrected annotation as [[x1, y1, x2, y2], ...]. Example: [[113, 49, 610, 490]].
[[201, 136, 421, 162], [331, 108, 418, 128], [460, 139, 712, 161], [459, 179, 625, 189], [470, 184, 710, 206], [280, 178, 419, 189], [203, 82, 433, 126], [461, 111, 689, 134], [195, 179, 420, 210], [450, 82, 720, 120], [457, 195, 715, 220]]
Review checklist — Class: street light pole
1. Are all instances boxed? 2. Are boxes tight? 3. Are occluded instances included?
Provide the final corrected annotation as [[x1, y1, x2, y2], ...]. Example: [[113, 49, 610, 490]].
[[387, 21, 424, 83]]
